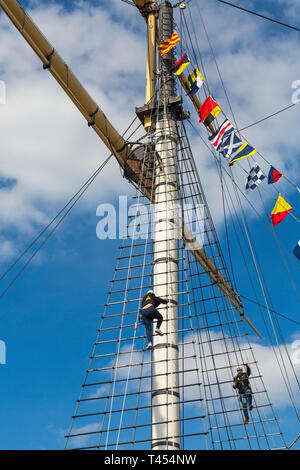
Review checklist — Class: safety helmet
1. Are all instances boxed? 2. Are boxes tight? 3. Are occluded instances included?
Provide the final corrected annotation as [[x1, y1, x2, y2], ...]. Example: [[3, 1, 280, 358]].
[[147, 290, 154, 295], [237, 366, 243, 371]]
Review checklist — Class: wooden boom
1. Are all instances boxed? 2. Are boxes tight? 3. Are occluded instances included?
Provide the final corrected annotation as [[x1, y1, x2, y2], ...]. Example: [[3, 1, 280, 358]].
[[0, 0, 260, 337]]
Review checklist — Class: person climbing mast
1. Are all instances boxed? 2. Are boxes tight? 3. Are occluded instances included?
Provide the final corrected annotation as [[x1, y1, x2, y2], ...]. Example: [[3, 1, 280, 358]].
[[233, 363, 254, 425], [140, 290, 169, 350]]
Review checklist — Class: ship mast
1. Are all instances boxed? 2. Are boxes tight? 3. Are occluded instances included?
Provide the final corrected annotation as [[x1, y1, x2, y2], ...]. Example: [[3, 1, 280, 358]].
[[152, 0, 180, 451], [135, 0, 182, 450]]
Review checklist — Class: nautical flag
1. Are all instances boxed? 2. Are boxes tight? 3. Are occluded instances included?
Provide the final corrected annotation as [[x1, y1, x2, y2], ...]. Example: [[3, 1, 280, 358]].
[[208, 119, 234, 152], [293, 240, 300, 259], [268, 166, 282, 184], [158, 31, 180, 56], [219, 131, 243, 160], [229, 141, 257, 167], [271, 194, 292, 227], [245, 164, 265, 191], [198, 96, 221, 126], [171, 53, 190, 75], [186, 67, 204, 95]]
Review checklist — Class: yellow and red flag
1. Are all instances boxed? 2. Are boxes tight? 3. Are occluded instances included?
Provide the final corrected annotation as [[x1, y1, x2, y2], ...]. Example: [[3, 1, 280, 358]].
[[171, 52, 190, 75], [158, 31, 180, 56], [198, 96, 221, 126], [271, 194, 292, 227]]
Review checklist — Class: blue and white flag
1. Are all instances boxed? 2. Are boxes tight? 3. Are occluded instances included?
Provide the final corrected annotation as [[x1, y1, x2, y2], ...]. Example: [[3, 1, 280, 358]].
[[293, 240, 300, 260], [219, 131, 243, 160], [186, 67, 204, 95], [245, 164, 265, 191]]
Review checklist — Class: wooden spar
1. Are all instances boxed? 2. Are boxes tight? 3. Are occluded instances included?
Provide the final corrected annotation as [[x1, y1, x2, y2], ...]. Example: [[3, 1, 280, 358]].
[[144, 2, 157, 131], [182, 228, 262, 339], [0, 0, 260, 338], [177, 73, 216, 133], [133, 0, 149, 9]]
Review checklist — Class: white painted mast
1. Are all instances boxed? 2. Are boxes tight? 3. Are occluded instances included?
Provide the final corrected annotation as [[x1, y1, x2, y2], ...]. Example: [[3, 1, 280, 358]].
[[152, 0, 180, 450]]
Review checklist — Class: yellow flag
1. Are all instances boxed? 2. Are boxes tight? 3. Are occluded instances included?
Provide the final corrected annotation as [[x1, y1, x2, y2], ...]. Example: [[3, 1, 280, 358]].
[[158, 31, 180, 56]]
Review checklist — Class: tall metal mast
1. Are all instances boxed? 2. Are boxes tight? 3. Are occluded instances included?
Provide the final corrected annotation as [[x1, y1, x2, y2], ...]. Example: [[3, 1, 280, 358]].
[[152, 1, 180, 450]]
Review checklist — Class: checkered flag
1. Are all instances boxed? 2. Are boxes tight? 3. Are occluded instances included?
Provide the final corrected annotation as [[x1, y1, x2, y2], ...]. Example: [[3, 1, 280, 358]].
[[245, 164, 265, 191]]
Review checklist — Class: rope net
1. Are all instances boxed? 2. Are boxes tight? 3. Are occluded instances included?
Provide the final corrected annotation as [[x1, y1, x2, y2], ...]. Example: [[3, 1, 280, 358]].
[[65, 115, 286, 450]]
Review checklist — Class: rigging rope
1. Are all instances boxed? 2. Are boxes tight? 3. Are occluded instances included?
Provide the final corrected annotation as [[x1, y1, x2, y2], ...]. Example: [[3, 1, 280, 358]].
[[239, 104, 298, 132], [193, 2, 239, 131], [183, 130, 282, 448], [217, 0, 300, 33], [120, 0, 136, 6], [240, 295, 300, 327]]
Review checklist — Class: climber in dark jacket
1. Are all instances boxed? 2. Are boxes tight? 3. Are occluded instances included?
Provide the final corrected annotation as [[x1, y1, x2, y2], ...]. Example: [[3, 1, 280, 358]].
[[233, 363, 254, 425], [140, 290, 168, 350]]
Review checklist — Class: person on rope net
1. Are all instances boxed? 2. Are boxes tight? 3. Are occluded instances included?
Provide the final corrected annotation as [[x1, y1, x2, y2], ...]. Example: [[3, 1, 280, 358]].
[[233, 363, 254, 425], [139, 290, 169, 350]]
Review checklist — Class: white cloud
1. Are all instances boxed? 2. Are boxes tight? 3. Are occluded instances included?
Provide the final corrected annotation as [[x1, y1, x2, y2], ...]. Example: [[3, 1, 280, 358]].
[[278, 0, 300, 20], [0, 238, 16, 261], [87, 383, 109, 399], [66, 422, 99, 448]]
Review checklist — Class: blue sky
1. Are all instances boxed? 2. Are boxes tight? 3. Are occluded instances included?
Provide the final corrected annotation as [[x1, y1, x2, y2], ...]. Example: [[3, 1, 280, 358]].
[[0, 0, 299, 449]]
